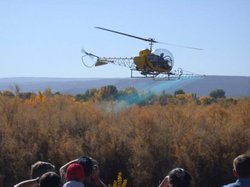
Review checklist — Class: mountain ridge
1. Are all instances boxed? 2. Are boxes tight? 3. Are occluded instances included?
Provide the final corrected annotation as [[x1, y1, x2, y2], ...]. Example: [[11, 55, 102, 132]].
[[0, 76, 249, 97]]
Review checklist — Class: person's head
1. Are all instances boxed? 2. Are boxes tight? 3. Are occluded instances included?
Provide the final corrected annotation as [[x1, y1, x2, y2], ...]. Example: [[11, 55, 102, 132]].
[[233, 154, 250, 178], [168, 168, 192, 187], [66, 163, 85, 182], [31, 161, 55, 179], [77, 156, 93, 177], [39, 172, 61, 187]]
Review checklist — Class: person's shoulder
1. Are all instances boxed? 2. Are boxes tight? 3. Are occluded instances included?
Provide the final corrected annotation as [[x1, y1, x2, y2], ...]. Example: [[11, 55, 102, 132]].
[[222, 182, 239, 187], [63, 181, 85, 187]]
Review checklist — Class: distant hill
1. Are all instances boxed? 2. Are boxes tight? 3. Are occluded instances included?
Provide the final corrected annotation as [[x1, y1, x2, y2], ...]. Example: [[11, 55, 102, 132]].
[[0, 76, 249, 97]]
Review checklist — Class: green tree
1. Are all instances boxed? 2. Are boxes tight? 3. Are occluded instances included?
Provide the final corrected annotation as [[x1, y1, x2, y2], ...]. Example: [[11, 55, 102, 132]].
[[209, 89, 226, 99], [75, 88, 98, 101], [174, 89, 185, 96], [98, 85, 118, 100], [117, 87, 138, 98]]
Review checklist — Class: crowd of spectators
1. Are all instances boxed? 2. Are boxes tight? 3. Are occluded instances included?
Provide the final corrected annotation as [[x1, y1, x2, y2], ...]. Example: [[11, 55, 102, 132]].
[[13, 154, 250, 187]]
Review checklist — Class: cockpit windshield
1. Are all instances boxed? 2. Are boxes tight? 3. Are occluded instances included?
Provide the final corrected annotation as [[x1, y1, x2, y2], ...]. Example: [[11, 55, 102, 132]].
[[152, 48, 174, 70]]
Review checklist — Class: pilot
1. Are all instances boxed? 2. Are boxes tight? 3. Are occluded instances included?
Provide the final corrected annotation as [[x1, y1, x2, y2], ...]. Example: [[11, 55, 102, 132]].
[[160, 53, 164, 58], [158, 53, 165, 68]]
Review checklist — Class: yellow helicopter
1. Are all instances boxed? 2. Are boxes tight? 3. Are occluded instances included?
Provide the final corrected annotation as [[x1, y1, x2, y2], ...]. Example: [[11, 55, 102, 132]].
[[81, 27, 202, 79]]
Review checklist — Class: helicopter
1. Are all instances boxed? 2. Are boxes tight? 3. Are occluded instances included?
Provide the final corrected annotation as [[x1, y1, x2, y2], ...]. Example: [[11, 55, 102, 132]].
[[81, 27, 203, 79]]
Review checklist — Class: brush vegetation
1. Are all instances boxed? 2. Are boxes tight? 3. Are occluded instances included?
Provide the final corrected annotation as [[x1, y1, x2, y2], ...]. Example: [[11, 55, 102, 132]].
[[0, 86, 250, 187]]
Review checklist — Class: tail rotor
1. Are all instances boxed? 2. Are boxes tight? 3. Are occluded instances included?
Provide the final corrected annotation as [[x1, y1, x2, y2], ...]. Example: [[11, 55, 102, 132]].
[[81, 48, 99, 68]]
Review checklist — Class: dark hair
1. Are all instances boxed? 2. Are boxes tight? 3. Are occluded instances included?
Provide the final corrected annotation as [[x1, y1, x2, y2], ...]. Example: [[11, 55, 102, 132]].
[[168, 168, 192, 187], [39, 172, 61, 187], [31, 161, 55, 179], [77, 156, 93, 177], [233, 154, 250, 178]]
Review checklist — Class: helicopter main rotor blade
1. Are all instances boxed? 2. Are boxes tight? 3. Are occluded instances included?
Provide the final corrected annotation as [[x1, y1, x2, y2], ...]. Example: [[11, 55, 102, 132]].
[[159, 42, 203, 50], [95, 26, 202, 50], [95, 26, 157, 43]]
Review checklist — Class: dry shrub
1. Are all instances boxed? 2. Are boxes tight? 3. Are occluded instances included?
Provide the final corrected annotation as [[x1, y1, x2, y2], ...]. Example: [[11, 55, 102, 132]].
[[0, 95, 249, 187]]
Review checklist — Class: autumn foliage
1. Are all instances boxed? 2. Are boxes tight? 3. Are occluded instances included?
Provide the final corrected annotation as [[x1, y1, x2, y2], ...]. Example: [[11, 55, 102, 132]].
[[0, 87, 249, 187]]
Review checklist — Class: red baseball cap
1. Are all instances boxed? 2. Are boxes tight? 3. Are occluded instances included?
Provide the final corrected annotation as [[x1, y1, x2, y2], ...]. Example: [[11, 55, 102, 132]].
[[66, 163, 84, 181]]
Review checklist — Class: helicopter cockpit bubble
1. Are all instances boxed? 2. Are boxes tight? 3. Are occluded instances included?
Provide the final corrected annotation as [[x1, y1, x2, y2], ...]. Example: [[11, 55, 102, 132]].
[[152, 48, 174, 71]]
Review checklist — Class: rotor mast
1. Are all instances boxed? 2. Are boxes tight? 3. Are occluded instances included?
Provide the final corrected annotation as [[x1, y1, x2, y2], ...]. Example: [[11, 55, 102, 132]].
[[148, 38, 154, 52]]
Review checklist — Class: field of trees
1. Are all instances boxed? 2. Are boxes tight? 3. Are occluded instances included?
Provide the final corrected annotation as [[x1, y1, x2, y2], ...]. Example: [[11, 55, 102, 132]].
[[0, 86, 249, 187]]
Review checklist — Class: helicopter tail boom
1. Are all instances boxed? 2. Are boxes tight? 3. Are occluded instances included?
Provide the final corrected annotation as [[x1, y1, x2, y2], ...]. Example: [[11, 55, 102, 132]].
[[81, 49, 134, 68]]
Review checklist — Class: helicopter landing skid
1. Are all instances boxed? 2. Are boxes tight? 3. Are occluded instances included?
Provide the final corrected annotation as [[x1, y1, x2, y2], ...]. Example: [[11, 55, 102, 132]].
[[130, 68, 205, 81], [130, 69, 159, 79], [153, 68, 183, 80], [130, 68, 181, 80], [154, 69, 205, 81]]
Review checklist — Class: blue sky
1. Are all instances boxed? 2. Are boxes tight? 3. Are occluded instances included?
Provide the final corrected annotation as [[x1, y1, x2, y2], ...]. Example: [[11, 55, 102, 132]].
[[0, 0, 250, 78]]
